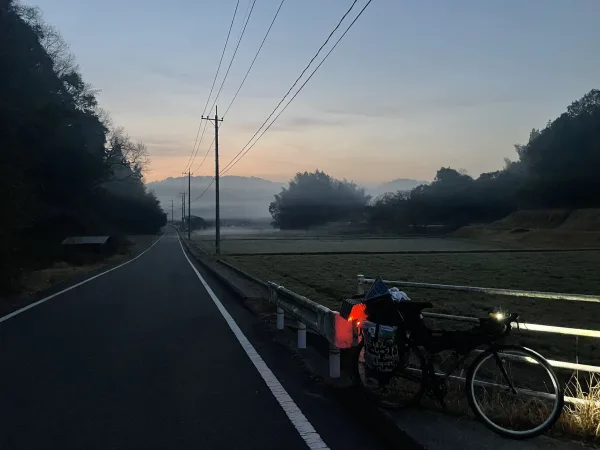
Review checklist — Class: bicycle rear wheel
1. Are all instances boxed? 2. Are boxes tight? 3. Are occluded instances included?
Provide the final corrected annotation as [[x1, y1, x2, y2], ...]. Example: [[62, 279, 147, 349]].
[[352, 340, 427, 409], [466, 345, 564, 439]]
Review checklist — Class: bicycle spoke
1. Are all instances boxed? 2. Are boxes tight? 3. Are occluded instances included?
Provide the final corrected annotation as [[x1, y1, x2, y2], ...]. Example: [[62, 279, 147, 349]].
[[467, 346, 563, 439], [493, 351, 517, 394]]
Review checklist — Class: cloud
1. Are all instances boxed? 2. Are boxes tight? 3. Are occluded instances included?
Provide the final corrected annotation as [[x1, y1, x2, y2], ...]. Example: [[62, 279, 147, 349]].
[[279, 116, 346, 129], [233, 116, 347, 134], [139, 137, 188, 148], [143, 64, 209, 86], [134, 136, 189, 156], [325, 91, 523, 120]]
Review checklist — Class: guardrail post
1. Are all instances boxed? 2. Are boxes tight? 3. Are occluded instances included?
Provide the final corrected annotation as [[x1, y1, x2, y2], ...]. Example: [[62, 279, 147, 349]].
[[357, 274, 365, 295], [297, 321, 306, 349], [274, 291, 285, 330], [329, 344, 340, 378]]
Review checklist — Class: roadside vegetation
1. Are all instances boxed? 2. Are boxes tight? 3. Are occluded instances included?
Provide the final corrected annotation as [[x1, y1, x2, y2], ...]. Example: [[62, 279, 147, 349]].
[[559, 374, 600, 441], [1, 2, 166, 295], [265, 89, 600, 235]]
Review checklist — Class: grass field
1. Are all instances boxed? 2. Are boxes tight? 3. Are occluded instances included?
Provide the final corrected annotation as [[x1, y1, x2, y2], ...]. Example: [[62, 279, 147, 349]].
[[225, 250, 600, 364], [193, 234, 497, 254]]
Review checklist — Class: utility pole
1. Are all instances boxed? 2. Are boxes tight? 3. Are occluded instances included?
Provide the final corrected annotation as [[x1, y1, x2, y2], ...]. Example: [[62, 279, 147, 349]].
[[187, 170, 191, 240], [202, 106, 223, 254], [180, 192, 186, 230], [171, 198, 174, 224], [182, 171, 191, 239]]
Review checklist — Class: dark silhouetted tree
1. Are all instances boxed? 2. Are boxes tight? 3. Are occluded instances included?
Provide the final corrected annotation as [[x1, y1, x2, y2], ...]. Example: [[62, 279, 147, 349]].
[[269, 170, 370, 229], [0, 1, 166, 292]]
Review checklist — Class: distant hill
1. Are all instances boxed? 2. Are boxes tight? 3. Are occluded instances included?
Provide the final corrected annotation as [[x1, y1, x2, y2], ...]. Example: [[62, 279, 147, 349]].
[[148, 175, 427, 220], [369, 178, 427, 198], [147, 176, 285, 220]]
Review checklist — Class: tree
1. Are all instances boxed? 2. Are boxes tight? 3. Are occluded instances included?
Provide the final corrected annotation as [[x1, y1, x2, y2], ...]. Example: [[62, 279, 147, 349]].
[[366, 191, 415, 231], [102, 126, 150, 185], [517, 89, 600, 208], [269, 170, 371, 229], [367, 89, 600, 232], [0, 2, 166, 292]]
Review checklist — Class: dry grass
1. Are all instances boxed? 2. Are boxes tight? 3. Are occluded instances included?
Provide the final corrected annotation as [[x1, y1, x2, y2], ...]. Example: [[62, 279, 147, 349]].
[[21, 254, 129, 295], [454, 227, 600, 249], [491, 209, 572, 230], [560, 209, 600, 232], [364, 352, 600, 439], [421, 374, 600, 440], [474, 390, 555, 433], [455, 208, 600, 249], [18, 234, 158, 296], [559, 374, 600, 440], [486, 208, 600, 232]]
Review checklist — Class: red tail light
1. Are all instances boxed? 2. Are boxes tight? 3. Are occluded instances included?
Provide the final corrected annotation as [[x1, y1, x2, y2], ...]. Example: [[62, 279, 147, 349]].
[[347, 303, 367, 323]]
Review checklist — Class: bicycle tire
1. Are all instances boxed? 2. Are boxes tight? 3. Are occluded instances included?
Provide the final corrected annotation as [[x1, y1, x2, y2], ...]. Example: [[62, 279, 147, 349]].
[[466, 344, 564, 439], [352, 339, 427, 409]]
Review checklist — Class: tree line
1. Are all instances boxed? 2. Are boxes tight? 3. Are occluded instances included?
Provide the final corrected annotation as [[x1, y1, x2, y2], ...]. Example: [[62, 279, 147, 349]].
[[1, 1, 166, 292], [269, 89, 600, 232]]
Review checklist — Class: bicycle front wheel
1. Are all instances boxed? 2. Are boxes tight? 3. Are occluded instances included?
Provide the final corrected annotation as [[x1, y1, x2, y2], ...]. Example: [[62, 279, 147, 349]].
[[466, 345, 564, 439]]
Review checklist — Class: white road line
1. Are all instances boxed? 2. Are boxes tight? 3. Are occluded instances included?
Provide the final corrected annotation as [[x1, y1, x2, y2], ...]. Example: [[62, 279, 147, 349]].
[[0, 234, 165, 323], [177, 237, 330, 450]]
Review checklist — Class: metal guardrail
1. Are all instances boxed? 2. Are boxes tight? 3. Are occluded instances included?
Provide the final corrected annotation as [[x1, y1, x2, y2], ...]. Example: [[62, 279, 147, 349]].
[[357, 275, 600, 374], [357, 275, 600, 304], [267, 282, 353, 379], [268, 273, 600, 379]]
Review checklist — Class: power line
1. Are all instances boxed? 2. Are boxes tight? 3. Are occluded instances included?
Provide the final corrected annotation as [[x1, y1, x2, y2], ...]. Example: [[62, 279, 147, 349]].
[[193, 136, 215, 173], [191, 177, 216, 203], [192, 0, 372, 202], [220, 0, 372, 176], [194, 0, 278, 174], [207, 0, 257, 117], [189, 0, 255, 175], [184, 0, 240, 173], [218, 0, 360, 176], [192, 117, 212, 172], [193, 0, 284, 175], [223, 0, 286, 118]]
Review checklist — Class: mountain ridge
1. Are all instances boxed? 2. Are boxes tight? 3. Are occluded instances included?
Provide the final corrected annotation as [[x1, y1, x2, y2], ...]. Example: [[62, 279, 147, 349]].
[[147, 175, 426, 219]]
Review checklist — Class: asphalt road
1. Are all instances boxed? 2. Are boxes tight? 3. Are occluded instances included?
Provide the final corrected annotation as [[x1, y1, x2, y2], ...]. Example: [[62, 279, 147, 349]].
[[0, 229, 414, 450]]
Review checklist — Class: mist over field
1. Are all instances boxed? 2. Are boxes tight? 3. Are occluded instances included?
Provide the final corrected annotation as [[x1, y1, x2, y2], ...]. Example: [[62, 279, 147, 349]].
[[149, 175, 425, 220]]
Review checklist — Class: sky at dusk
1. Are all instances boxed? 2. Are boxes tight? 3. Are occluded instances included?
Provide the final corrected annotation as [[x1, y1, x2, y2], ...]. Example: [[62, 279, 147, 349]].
[[28, 0, 600, 184]]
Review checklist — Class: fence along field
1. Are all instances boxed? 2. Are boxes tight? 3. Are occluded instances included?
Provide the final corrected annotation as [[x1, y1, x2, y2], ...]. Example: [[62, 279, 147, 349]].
[[211, 234, 600, 367]]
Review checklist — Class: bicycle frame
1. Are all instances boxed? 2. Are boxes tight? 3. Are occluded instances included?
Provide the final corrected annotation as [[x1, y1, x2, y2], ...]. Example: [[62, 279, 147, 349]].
[[360, 311, 518, 396], [422, 342, 519, 399]]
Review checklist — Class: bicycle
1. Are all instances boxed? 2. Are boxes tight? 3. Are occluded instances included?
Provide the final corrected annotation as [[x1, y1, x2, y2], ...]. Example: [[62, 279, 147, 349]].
[[347, 297, 565, 440]]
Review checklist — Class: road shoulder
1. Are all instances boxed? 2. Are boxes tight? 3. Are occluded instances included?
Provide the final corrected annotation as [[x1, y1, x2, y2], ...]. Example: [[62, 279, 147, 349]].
[[0, 233, 163, 320], [180, 236, 424, 450]]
